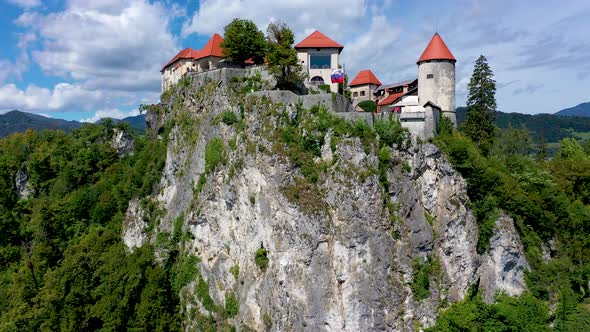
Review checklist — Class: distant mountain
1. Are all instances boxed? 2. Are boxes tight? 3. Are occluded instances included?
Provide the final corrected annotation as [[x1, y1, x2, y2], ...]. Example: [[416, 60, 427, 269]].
[[97, 114, 147, 132], [456, 107, 590, 142], [0, 110, 146, 138], [555, 102, 590, 117], [0, 110, 83, 138]]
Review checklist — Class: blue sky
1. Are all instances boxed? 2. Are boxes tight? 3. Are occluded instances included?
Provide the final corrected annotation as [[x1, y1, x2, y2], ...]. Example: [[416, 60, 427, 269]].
[[0, 0, 589, 121]]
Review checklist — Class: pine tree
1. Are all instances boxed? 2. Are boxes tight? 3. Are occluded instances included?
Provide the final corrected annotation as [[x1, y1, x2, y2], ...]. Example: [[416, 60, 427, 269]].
[[462, 55, 497, 155]]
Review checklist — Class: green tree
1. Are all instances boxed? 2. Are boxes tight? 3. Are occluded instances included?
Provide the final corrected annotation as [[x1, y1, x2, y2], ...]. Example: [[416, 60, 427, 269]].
[[357, 100, 376, 113], [221, 18, 266, 65], [558, 138, 588, 160], [462, 55, 497, 155], [266, 21, 304, 90]]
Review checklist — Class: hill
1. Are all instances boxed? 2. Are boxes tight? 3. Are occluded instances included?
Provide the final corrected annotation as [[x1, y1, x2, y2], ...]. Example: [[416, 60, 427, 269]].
[[555, 101, 590, 117], [0, 110, 83, 138], [0, 110, 146, 138], [456, 107, 590, 142]]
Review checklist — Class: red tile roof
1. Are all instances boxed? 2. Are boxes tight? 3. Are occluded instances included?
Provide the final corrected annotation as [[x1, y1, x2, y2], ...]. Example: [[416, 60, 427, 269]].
[[295, 30, 343, 49], [349, 69, 382, 87], [201, 33, 224, 57], [378, 92, 404, 106], [161, 33, 224, 71], [417, 33, 456, 64]]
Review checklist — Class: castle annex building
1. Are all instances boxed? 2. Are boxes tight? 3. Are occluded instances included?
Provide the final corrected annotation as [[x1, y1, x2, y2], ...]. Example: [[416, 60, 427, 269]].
[[160, 34, 225, 92], [349, 33, 457, 139]]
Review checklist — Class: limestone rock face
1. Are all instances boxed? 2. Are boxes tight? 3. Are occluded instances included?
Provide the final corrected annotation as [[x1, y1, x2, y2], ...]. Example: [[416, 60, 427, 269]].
[[111, 128, 134, 156], [122, 198, 149, 249], [124, 80, 530, 331], [478, 214, 529, 303], [14, 167, 33, 200]]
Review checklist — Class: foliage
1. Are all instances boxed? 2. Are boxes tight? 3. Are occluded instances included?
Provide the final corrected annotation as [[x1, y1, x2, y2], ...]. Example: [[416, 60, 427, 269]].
[[266, 21, 305, 92], [374, 116, 407, 147], [173, 254, 201, 294], [429, 293, 550, 332], [318, 84, 332, 93], [357, 100, 377, 113], [411, 256, 437, 301], [558, 137, 588, 160], [255, 248, 269, 271], [434, 128, 590, 330], [220, 110, 239, 126], [204, 138, 226, 173], [224, 292, 239, 318], [462, 55, 497, 155], [195, 275, 218, 312], [230, 264, 240, 280], [221, 18, 266, 65], [456, 106, 590, 145], [0, 124, 185, 331], [438, 114, 455, 136]]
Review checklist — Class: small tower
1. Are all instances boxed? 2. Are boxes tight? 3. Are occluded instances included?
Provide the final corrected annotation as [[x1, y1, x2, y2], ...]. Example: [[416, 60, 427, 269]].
[[417, 33, 457, 125]]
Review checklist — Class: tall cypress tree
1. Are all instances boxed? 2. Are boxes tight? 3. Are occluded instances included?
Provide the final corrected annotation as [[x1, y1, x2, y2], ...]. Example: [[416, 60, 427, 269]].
[[462, 55, 497, 155]]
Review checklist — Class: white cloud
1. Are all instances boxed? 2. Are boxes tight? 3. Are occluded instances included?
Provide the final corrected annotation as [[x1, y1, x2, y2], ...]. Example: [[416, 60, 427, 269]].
[[0, 83, 103, 113], [182, 0, 367, 42], [5, 0, 40, 8], [17, 0, 178, 93], [82, 108, 139, 123], [0, 32, 36, 84]]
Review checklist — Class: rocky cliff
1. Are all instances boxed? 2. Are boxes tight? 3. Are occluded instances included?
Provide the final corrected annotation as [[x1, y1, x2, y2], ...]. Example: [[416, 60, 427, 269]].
[[125, 79, 529, 331]]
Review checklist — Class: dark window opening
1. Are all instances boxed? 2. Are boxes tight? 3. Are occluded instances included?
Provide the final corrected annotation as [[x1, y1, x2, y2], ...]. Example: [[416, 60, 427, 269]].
[[310, 55, 331, 69], [427, 74, 434, 79]]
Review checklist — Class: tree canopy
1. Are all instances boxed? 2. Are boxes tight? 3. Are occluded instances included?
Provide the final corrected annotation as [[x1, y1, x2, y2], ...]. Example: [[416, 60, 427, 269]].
[[266, 21, 304, 91], [221, 18, 266, 65]]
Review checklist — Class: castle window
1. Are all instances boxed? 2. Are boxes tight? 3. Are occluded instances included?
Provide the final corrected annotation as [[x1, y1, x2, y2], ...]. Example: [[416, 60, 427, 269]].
[[353, 92, 358, 97], [310, 55, 331, 69], [427, 74, 434, 79], [360, 91, 365, 96]]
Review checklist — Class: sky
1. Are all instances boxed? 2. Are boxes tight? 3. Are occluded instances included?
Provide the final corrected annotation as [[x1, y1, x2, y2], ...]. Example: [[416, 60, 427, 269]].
[[0, 0, 589, 122]]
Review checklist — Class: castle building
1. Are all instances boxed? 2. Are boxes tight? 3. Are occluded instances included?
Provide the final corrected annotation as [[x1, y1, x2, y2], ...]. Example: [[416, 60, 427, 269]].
[[348, 33, 456, 139], [374, 79, 417, 113], [161, 34, 225, 92], [348, 69, 382, 107], [295, 31, 343, 93], [416, 33, 456, 125]]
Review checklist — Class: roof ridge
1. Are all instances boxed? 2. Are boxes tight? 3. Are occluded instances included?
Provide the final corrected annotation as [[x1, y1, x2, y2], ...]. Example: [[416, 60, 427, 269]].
[[295, 30, 343, 49]]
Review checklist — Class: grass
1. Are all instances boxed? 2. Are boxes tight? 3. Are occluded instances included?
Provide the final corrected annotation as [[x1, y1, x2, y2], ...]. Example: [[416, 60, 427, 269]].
[[204, 138, 226, 173], [224, 292, 239, 318], [229, 264, 239, 280], [411, 256, 440, 301], [255, 248, 269, 271]]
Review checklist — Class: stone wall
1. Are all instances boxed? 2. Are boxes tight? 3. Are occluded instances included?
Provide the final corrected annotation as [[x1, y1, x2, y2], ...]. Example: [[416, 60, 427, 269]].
[[250, 90, 355, 114], [187, 66, 275, 89]]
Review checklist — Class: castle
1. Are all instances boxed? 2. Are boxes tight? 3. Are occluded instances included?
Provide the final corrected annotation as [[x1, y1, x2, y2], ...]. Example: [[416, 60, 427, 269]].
[[161, 31, 456, 139], [349, 33, 457, 139]]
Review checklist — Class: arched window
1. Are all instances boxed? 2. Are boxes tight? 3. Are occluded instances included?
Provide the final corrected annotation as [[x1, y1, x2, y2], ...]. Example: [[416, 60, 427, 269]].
[[310, 76, 324, 85]]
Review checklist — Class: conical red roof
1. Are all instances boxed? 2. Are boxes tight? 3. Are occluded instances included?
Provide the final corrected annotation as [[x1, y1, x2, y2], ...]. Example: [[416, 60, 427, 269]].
[[417, 33, 456, 64], [349, 69, 382, 87], [295, 30, 343, 49]]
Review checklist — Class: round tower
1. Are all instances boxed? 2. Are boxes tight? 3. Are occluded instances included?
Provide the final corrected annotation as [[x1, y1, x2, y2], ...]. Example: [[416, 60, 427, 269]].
[[417, 33, 456, 125]]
